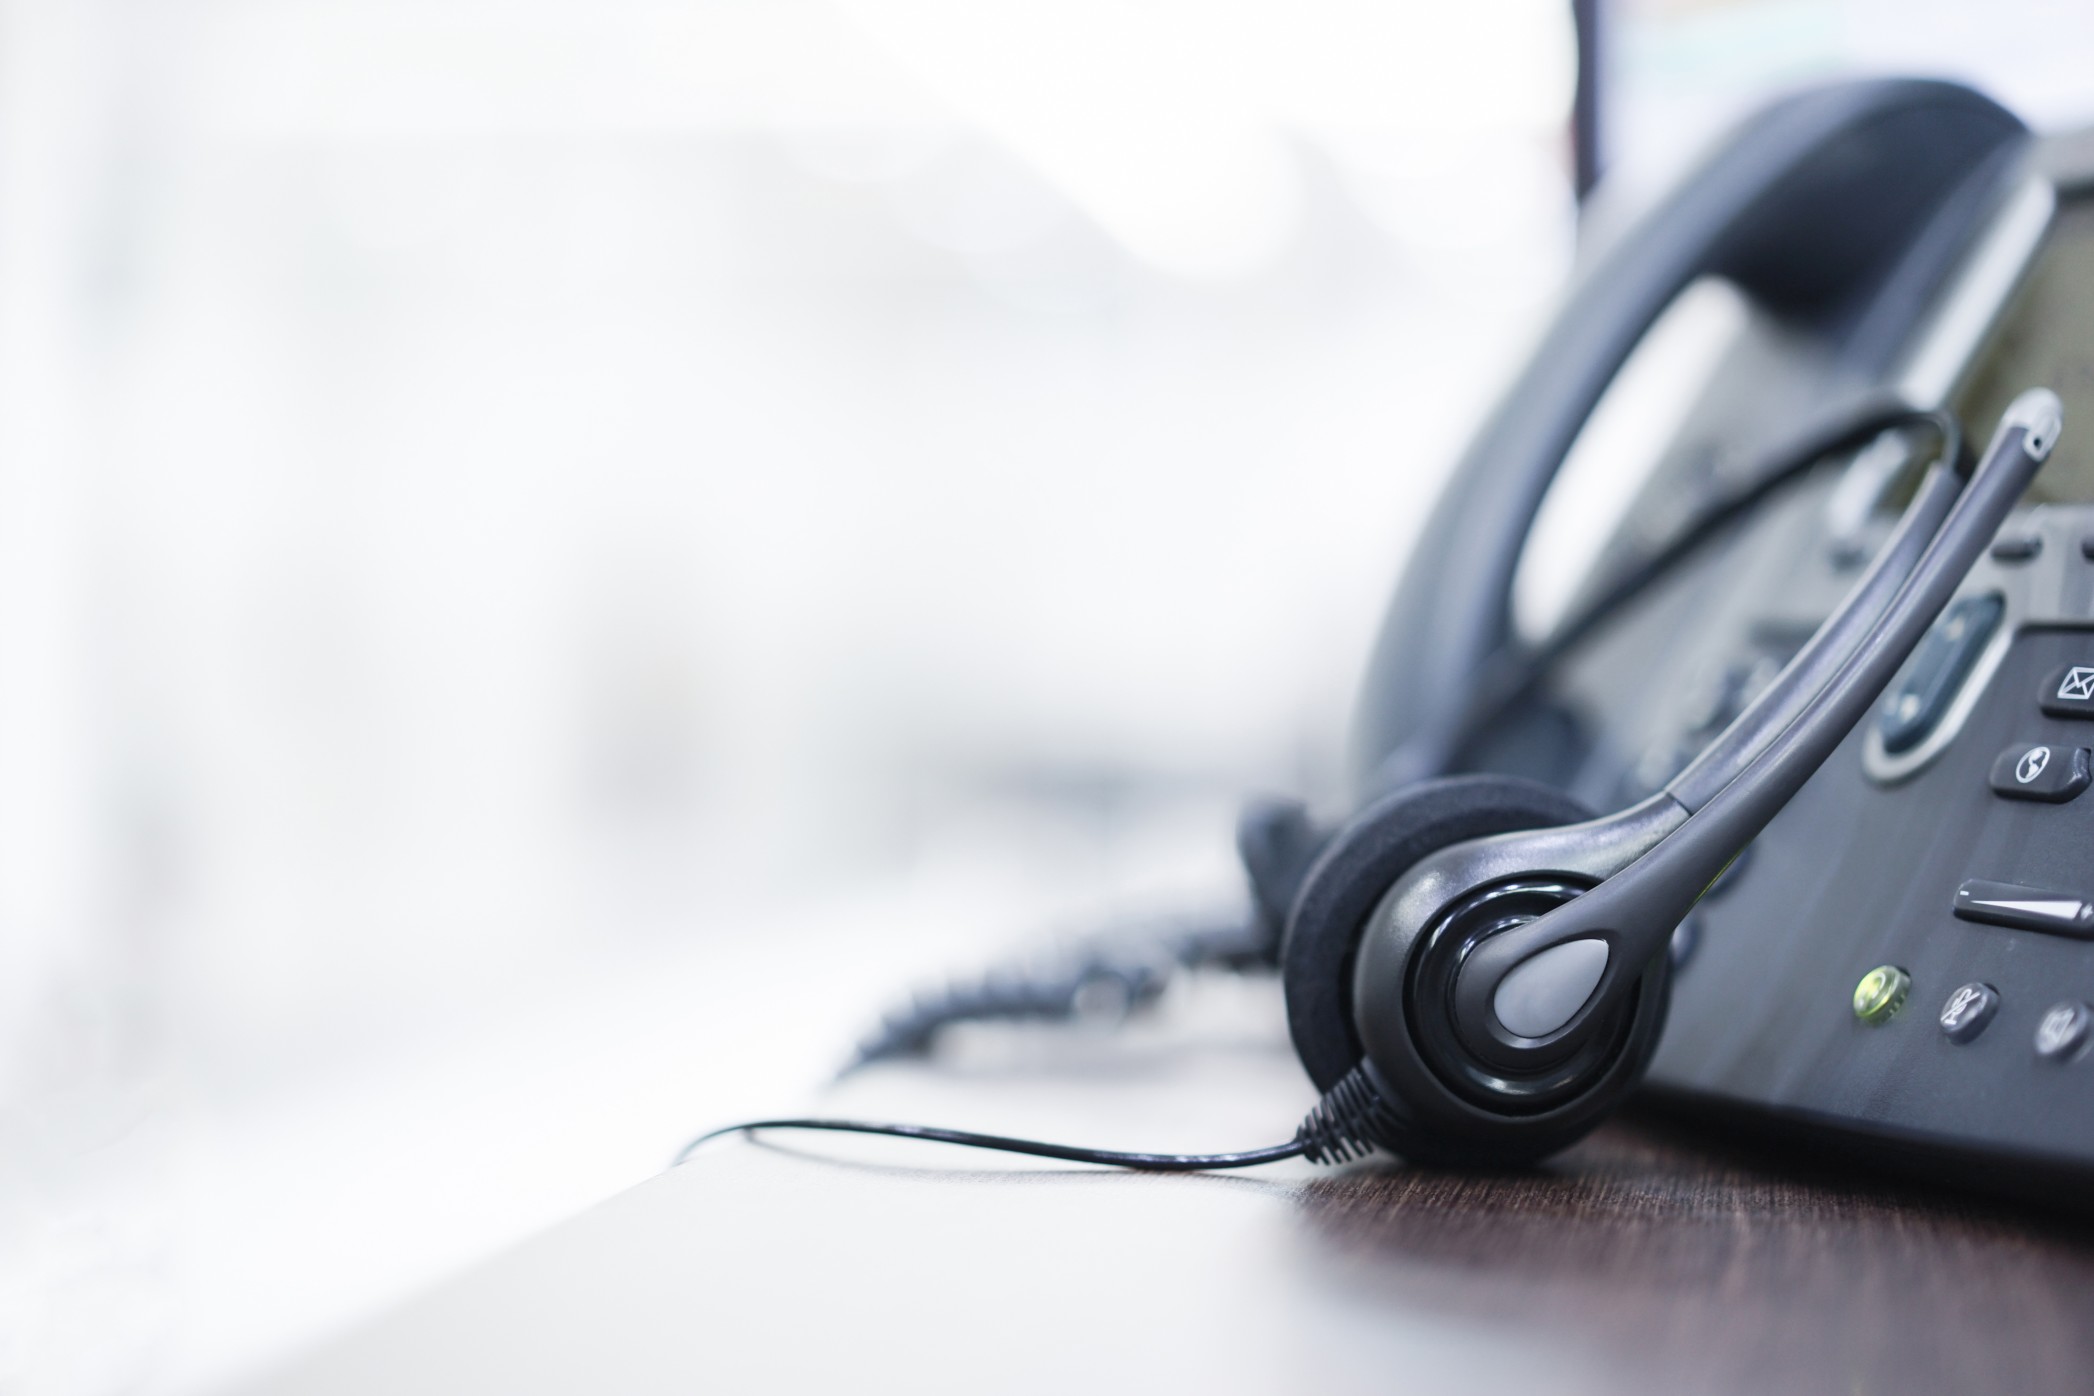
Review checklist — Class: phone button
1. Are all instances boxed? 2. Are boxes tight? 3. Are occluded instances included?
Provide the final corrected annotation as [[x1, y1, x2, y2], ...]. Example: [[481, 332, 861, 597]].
[[2041, 664, 2094, 719], [1990, 533, 2042, 562], [2035, 1002, 2092, 1061], [1852, 965, 1910, 1025], [1876, 593, 2003, 754], [1987, 743, 2090, 802], [1939, 983, 1999, 1044], [1954, 879, 2094, 937]]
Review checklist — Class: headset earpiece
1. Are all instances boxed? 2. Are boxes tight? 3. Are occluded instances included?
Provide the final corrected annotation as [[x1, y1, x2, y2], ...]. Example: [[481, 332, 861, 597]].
[[1339, 857, 1673, 1167], [1280, 776, 1594, 1094]]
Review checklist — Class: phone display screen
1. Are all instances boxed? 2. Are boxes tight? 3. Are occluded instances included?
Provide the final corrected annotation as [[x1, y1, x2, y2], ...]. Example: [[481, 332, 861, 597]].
[[1953, 193, 2094, 502]]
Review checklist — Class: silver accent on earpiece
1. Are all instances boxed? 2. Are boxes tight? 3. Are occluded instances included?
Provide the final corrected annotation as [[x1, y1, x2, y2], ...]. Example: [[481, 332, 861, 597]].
[[1491, 938, 1610, 1039], [2008, 387, 2064, 461]]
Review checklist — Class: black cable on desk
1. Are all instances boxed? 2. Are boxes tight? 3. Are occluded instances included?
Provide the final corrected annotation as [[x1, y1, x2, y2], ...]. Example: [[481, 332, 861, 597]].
[[675, 1058, 1404, 1173], [674, 1118, 1306, 1172]]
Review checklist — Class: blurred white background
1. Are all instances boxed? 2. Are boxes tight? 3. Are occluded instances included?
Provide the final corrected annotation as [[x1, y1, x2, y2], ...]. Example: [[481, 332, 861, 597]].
[[7, 2, 2094, 1393]]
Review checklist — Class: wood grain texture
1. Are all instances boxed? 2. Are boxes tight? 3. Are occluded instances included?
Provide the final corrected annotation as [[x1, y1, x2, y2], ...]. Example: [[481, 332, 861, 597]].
[[1304, 1115, 2094, 1394]]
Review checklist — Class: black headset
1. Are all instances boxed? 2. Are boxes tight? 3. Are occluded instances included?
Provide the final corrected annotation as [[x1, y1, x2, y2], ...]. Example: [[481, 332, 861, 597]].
[[677, 81, 2063, 1174]]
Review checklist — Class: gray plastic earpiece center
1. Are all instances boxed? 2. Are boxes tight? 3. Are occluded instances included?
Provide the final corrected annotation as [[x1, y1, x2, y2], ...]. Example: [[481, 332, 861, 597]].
[[1492, 938, 1610, 1038]]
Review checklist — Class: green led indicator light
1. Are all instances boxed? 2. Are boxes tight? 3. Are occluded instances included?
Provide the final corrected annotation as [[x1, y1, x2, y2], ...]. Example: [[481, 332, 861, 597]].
[[1853, 965, 1911, 1025]]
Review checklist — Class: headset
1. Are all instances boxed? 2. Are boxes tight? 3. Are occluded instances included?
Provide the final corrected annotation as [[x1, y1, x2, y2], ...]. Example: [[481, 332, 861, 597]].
[[678, 80, 2067, 1174]]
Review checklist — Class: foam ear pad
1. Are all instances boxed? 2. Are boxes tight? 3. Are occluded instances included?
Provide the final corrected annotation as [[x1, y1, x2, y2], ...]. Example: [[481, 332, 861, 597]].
[[1281, 775, 1595, 1093]]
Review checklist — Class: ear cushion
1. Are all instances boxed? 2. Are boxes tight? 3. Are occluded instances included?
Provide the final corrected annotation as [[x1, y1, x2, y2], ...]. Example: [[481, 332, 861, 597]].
[[1282, 775, 1596, 1093]]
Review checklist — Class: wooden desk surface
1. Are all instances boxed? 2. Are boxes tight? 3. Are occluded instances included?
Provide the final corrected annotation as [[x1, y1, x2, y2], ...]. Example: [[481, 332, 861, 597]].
[[243, 983, 2094, 1396]]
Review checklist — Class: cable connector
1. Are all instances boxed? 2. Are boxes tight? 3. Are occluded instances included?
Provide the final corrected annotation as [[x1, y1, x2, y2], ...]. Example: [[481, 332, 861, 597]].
[[1295, 1060, 1401, 1165]]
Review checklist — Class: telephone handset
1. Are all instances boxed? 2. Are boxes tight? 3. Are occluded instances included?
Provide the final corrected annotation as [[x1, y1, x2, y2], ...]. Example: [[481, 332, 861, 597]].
[[1352, 78, 2026, 798], [692, 78, 2094, 1207]]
